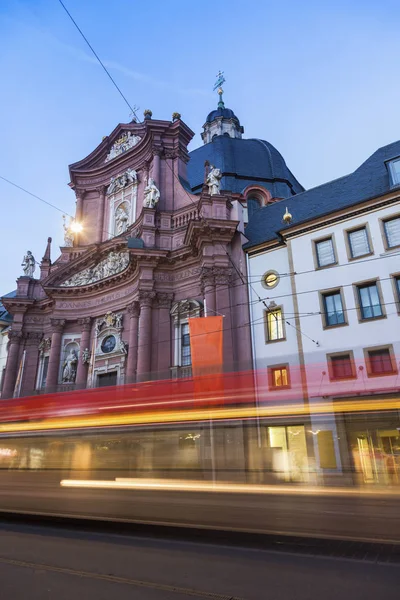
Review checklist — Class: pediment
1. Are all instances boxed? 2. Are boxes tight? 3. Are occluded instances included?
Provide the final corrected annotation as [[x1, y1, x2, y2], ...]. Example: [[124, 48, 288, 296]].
[[69, 122, 147, 174], [43, 246, 132, 292]]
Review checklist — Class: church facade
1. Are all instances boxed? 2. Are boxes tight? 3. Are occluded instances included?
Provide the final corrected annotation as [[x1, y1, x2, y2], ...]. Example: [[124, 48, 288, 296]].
[[1, 99, 302, 399]]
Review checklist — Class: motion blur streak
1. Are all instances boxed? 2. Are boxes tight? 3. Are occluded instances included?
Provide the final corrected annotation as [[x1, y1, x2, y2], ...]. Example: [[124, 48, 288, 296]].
[[0, 396, 399, 434], [60, 478, 400, 497]]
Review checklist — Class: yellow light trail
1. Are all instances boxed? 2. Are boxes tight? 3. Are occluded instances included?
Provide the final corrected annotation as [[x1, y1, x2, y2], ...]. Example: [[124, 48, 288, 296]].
[[0, 396, 398, 434]]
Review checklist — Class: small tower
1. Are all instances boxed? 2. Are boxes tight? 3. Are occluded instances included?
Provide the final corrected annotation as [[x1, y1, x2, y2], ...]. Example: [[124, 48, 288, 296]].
[[201, 71, 244, 144]]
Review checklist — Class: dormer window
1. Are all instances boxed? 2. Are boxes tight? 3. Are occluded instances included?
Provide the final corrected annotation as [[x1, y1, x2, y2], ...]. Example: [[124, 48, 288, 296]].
[[388, 157, 400, 187]]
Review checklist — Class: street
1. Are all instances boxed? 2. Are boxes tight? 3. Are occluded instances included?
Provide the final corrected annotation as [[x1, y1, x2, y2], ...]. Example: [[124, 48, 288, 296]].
[[0, 520, 398, 600]]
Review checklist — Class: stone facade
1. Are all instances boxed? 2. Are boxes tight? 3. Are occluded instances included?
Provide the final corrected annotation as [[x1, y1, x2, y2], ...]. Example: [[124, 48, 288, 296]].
[[1, 114, 252, 397]]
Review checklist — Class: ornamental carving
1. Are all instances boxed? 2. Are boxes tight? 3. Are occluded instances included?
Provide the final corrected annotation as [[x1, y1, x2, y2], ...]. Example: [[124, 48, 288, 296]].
[[78, 317, 92, 331], [60, 251, 129, 287], [95, 311, 123, 335], [105, 132, 141, 162], [127, 301, 140, 318], [170, 299, 202, 323], [139, 290, 156, 307], [38, 337, 52, 355], [156, 292, 174, 309], [107, 168, 137, 195]]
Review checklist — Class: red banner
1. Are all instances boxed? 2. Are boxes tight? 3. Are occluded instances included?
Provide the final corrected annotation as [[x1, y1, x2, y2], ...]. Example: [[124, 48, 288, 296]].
[[188, 317, 224, 405]]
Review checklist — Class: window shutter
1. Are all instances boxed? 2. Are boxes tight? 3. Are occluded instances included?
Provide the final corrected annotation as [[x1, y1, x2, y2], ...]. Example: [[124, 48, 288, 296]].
[[385, 218, 400, 248], [349, 228, 369, 257]]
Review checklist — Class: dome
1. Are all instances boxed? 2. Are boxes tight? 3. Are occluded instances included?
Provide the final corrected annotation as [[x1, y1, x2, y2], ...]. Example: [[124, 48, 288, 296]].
[[187, 136, 304, 198], [206, 107, 241, 124]]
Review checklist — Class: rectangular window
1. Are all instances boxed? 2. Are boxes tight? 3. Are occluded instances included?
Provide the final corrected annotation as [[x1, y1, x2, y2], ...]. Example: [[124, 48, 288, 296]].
[[270, 366, 289, 388], [395, 276, 400, 302], [330, 354, 354, 380], [315, 238, 336, 267], [348, 227, 370, 258], [265, 309, 284, 341], [367, 348, 394, 375], [323, 291, 345, 326], [181, 323, 191, 366], [389, 158, 400, 186], [383, 217, 400, 249], [357, 283, 383, 320]]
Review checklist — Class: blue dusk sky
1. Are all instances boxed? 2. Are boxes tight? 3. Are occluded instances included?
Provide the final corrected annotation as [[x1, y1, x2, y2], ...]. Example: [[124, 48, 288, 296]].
[[1, 0, 399, 294]]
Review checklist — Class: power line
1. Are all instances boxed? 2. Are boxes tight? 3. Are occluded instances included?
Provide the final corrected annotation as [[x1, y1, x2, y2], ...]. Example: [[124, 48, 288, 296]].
[[0, 175, 70, 217], [57, 0, 139, 121]]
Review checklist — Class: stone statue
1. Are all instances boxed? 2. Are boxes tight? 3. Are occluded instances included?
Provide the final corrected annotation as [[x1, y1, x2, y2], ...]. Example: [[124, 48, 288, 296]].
[[143, 177, 160, 208], [81, 348, 91, 364], [115, 313, 123, 328], [62, 349, 78, 383], [115, 205, 129, 235], [206, 165, 222, 195], [62, 215, 74, 247], [21, 251, 36, 278], [119, 340, 128, 354], [107, 168, 138, 195], [105, 132, 141, 163]]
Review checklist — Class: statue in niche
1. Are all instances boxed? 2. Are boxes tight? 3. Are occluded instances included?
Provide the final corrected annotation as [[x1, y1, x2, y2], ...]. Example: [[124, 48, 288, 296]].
[[21, 251, 36, 278], [206, 165, 222, 195], [143, 177, 160, 208], [81, 348, 91, 364], [119, 339, 128, 354], [62, 348, 78, 383], [115, 204, 129, 235], [62, 215, 74, 247]]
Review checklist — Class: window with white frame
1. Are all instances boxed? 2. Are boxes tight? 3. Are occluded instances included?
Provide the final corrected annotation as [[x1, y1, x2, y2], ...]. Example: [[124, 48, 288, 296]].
[[180, 323, 191, 366], [315, 237, 336, 267], [265, 308, 285, 342], [347, 227, 371, 258]]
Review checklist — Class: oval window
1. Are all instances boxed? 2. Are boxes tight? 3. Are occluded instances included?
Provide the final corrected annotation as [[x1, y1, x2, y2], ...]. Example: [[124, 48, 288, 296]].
[[262, 270, 279, 289], [101, 335, 116, 354]]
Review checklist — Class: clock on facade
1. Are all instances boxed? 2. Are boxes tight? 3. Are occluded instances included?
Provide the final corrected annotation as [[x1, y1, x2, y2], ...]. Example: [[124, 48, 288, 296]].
[[101, 335, 117, 354]]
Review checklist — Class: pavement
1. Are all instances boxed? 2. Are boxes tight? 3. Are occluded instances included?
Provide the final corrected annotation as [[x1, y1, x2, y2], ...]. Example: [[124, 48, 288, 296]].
[[0, 520, 399, 600]]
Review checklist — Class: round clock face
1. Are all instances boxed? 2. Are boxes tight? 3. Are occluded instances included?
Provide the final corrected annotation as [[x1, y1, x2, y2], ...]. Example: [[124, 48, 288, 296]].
[[263, 271, 279, 288], [101, 335, 116, 354]]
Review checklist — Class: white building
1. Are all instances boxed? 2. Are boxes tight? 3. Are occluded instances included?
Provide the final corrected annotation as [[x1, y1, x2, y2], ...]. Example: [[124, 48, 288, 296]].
[[244, 142, 400, 484]]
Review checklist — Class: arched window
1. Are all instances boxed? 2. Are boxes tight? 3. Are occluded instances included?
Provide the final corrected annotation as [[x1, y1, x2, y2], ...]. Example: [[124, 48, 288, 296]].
[[170, 300, 202, 378], [247, 197, 261, 218]]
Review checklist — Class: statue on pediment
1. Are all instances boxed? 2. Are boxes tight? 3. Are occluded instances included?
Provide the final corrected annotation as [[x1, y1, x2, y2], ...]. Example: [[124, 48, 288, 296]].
[[21, 251, 36, 278], [206, 165, 222, 195], [143, 177, 160, 208], [107, 168, 138, 195]]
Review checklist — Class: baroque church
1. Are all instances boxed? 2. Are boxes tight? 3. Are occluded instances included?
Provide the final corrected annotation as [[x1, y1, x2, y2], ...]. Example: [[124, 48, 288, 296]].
[[1, 93, 302, 399]]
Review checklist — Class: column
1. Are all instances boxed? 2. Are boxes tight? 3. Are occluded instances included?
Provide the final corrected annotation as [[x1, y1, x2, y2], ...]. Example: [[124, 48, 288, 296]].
[[20, 332, 42, 397], [96, 186, 106, 243], [215, 268, 234, 372], [45, 319, 65, 392], [76, 318, 92, 388], [2, 331, 23, 399], [152, 149, 161, 186], [156, 293, 173, 375], [126, 301, 140, 383], [201, 268, 216, 316], [136, 291, 155, 381]]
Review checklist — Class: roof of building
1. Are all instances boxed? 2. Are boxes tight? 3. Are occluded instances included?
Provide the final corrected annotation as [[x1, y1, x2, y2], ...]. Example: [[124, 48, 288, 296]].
[[0, 290, 16, 325], [205, 107, 241, 124], [187, 135, 304, 198], [244, 140, 400, 250]]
